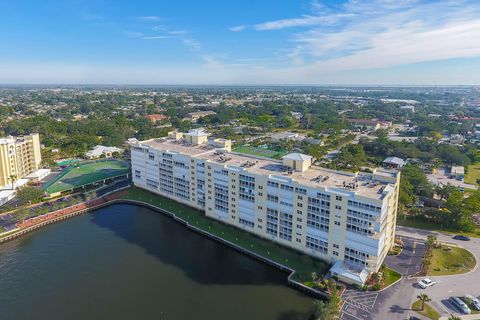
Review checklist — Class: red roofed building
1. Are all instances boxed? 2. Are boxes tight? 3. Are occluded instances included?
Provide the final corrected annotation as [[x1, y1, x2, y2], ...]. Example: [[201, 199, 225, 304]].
[[146, 114, 168, 124]]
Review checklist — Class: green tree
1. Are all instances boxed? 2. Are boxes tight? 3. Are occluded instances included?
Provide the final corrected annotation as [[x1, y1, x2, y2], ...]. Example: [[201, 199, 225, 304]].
[[417, 293, 431, 311], [313, 286, 341, 320], [448, 315, 461, 320], [17, 187, 44, 205], [9, 174, 17, 190]]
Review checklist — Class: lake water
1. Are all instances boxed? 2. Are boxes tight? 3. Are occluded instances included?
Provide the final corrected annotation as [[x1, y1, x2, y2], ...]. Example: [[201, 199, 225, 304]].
[[0, 204, 314, 320]]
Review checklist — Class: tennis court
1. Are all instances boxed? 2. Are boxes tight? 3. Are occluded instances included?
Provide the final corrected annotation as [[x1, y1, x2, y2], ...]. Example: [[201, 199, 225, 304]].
[[44, 159, 130, 194], [233, 145, 287, 159]]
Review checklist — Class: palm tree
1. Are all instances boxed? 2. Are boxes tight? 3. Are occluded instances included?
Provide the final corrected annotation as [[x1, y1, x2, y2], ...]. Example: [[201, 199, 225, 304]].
[[448, 315, 461, 320], [417, 293, 431, 311], [9, 174, 17, 190]]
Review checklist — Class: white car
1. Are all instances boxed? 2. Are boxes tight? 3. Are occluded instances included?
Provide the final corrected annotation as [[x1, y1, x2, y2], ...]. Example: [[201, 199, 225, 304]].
[[465, 294, 480, 310], [418, 278, 436, 289]]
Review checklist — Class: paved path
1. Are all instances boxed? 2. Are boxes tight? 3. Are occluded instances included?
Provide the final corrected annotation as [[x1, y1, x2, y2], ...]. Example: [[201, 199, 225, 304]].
[[396, 226, 480, 317], [385, 236, 426, 276]]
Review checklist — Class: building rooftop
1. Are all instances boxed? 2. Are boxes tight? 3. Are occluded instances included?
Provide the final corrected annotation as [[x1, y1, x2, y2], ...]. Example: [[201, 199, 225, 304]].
[[134, 137, 398, 200], [283, 153, 313, 161], [383, 156, 406, 166]]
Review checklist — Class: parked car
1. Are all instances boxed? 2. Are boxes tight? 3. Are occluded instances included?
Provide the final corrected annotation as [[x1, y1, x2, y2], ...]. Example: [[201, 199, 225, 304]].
[[418, 278, 436, 289], [453, 235, 471, 241], [450, 296, 472, 314], [408, 316, 421, 320], [465, 294, 480, 310]]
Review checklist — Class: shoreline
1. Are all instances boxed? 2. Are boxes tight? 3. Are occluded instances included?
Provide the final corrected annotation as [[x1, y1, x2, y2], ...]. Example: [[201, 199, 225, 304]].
[[0, 189, 330, 299]]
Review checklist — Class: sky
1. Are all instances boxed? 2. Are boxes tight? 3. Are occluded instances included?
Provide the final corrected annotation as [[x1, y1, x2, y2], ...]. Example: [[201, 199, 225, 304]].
[[0, 0, 480, 85]]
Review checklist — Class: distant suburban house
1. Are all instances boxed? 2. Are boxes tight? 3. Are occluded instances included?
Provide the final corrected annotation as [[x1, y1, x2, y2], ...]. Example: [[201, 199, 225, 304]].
[[449, 134, 464, 144], [290, 111, 303, 120], [85, 145, 124, 160], [383, 157, 406, 169], [347, 119, 392, 131], [186, 111, 217, 123], [399, 105, 415, 112], [303, 137, 324, 145], [450, 166, 465, 180], [146, 113, 168, 124], [270, 131, 299, 142]]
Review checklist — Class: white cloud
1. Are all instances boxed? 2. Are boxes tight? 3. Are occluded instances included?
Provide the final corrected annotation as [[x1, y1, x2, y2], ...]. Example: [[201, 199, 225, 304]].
[[141, 36, 171, 40], [137, 16, 161, 21], [254, 14, 354, 30], [125, 31, 143, 38], [229, 25, 246, 32], [182, 39, 201, 51], [168, 30, 187, 35]]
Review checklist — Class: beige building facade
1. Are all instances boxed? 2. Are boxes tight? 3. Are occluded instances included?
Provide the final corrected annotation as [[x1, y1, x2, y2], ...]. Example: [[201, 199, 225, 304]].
[[130, 132, 400, 285], [0, 133, 42, 188]]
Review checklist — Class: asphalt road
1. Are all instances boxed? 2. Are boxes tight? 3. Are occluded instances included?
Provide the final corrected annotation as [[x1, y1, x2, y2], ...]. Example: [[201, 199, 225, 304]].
[[385, 236, 426, 276], [342, 226, 480, 320], [396, 226, 480, 317]]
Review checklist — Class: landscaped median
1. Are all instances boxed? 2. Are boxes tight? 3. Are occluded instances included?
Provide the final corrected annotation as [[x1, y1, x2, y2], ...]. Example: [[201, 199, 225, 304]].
[[411, 298, 440, 320], [115, 187, 330, 286], [428, 244, 476, 276]]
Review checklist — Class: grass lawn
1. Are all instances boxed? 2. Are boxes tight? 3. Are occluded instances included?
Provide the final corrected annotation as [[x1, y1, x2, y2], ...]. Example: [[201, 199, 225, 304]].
[[465, 162, 480, 185], [120, 187, 330, 282], [232, 145, 287, 159], [44, 159, 130, 194], [428, 245, 476, 276], [397, 215, 480, 238], [382, 266, 402, 287], [411, 300, 440, 320]]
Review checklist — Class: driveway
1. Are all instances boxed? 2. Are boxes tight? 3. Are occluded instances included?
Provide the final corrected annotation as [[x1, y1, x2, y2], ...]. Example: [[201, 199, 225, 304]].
[[396, 226, 480, 317], [341, 231, 430, 320], [385, 236, 426, 276]]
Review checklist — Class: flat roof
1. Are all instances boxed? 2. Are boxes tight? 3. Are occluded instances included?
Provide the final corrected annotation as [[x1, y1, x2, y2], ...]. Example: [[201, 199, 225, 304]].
[[135, 138, 398, 200]]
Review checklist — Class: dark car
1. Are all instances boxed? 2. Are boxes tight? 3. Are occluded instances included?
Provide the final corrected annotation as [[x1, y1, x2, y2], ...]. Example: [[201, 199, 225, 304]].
[[409, 316, 421, 320], [453, 235, 471, 241]]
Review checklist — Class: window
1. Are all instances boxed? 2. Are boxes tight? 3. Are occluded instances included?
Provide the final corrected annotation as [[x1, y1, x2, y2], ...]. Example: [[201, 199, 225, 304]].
[[335, 205, 342, 210], [336, 196, 342, 201], [334, 221, 341, 226]]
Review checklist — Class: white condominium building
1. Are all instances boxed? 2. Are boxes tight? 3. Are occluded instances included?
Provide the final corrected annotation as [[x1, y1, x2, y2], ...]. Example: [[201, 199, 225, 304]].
[[129, 130, 400, 285], [0, 133, 42, 188]]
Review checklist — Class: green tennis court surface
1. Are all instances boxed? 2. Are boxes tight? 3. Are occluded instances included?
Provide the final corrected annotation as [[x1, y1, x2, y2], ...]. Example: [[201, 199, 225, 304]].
[[44, 159, 130, 194], [232, 145, 287, 159]]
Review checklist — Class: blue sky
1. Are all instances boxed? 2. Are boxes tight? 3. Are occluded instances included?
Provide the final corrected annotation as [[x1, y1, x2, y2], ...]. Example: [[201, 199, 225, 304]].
[[1, 0, 480, 84]]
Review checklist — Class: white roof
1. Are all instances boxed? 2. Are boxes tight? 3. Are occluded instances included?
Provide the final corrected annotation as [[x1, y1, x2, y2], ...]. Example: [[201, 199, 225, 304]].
[[451, 166, 465, 174], [383, 157, 406, 165], [25, 168, 51, 179], [282, 153, 313, 161], [185, 129, 208, 137], [0, 178, 30, 190], [86, 145, 123, 157], [330, 260, 369, 284]]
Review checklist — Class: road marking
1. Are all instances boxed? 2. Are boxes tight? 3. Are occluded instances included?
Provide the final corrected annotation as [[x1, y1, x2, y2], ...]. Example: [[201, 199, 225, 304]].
[[341, 308, 365, 320], [434, 299, 450, 314]]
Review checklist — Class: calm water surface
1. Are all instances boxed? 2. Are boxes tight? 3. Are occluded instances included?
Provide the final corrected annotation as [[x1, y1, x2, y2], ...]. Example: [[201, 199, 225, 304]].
[[0, 204, 314, 320]]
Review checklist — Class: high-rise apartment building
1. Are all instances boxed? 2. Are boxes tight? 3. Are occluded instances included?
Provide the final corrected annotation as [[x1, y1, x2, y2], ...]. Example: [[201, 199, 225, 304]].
[[129, 130, 400, 285], [0, 133, 42, 188]]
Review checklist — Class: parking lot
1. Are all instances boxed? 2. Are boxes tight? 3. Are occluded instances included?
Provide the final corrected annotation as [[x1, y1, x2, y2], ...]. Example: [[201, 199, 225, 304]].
[[341, 289, 378, 320], [427, 167, 477, 190], [385, 236, 426, 276], [397, 226, 480, 317]]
